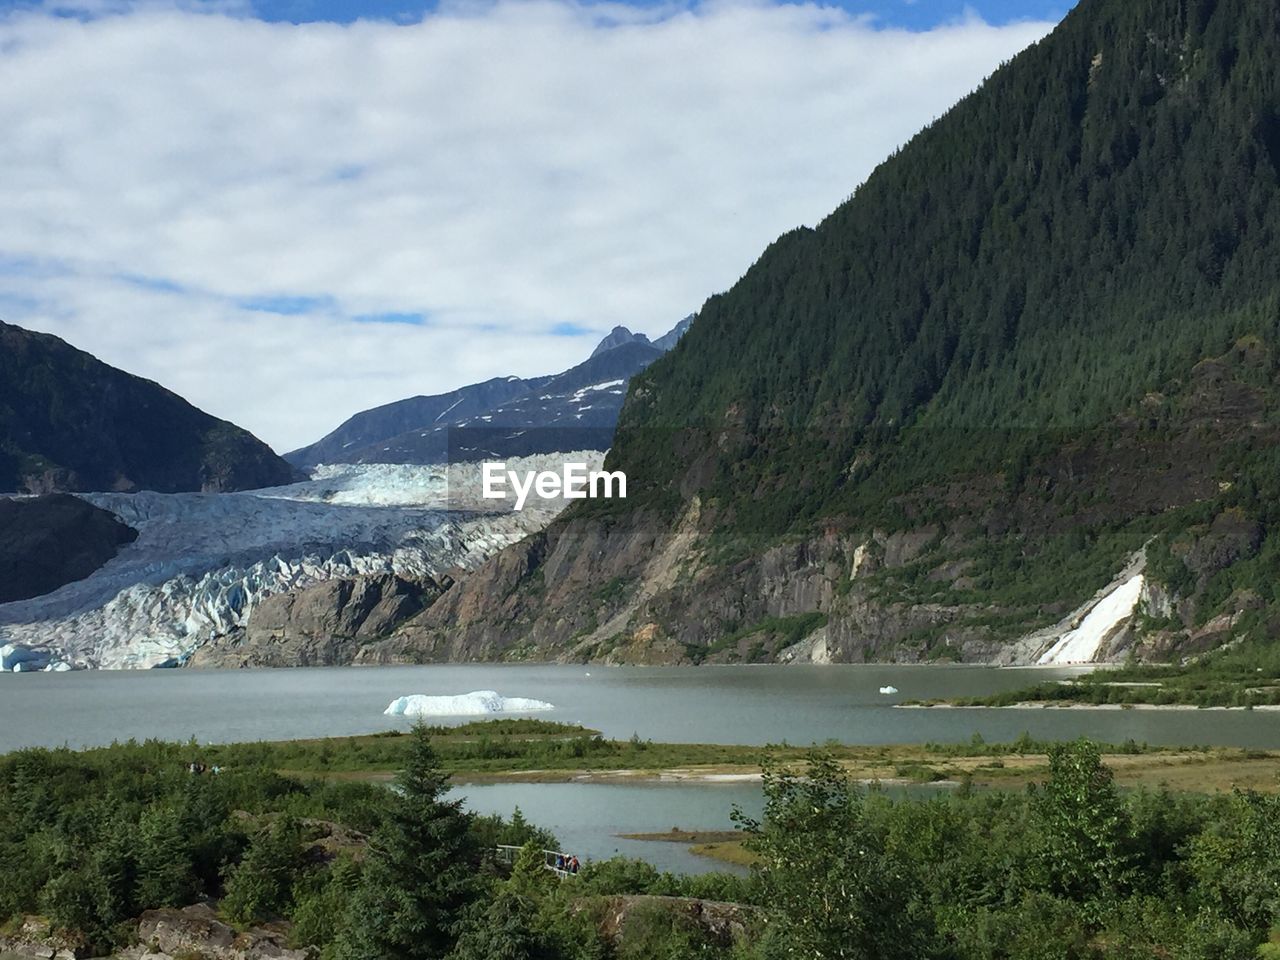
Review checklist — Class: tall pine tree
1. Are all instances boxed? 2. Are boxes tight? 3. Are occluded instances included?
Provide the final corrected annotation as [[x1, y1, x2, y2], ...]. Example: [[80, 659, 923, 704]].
[[334, 724, 481, 960]]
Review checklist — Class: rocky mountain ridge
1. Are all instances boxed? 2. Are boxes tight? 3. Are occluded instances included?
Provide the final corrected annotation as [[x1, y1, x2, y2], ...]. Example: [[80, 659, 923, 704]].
[[0, 495, 138, 604], [0, 320, 298, 494], [286, 317, 691, 468]]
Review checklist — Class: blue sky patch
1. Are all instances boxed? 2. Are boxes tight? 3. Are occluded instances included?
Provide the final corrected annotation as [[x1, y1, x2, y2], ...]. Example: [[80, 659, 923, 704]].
[[237, 294, 336, 315], [0, 0, 1071, 30], [352, 311, 427, 325], [241, 0, 1070, 29]]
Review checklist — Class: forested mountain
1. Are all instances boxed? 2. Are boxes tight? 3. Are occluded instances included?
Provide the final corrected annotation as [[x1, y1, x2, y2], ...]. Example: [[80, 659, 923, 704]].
[[287, 318, 689, 468], [0, 321, 298, 494], [386, 0, 1280, 666]]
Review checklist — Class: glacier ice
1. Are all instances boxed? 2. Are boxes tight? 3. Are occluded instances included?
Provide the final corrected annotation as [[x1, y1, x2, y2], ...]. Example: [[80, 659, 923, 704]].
[[878, 685, 898, 695], [383, 691, 556, 717], [0, 456, 602, 670]]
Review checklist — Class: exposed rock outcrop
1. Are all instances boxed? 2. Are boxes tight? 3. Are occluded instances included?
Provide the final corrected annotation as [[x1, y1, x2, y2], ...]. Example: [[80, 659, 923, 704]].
[[189, 574, 444, 667], [583, 895, 758, 949], [125, 904, 306, 960], [0, 915, 83, 958]]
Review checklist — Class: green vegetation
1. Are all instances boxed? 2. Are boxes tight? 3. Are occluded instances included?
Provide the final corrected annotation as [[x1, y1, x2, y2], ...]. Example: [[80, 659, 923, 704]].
[[734, 741, 1280, 959], [332, 732, 481, 960], [86, 722, 1261, 790], [3, 731, 1280, 958], [949, 637, 1280, 708], [613, 0, 1280, 525], [0, 728, 554, 956]]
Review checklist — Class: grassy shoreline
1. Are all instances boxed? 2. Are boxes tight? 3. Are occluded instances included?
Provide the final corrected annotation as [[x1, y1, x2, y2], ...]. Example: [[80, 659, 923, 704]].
[[25, 720, 1273, 796], [926, 643, 1280, 709]]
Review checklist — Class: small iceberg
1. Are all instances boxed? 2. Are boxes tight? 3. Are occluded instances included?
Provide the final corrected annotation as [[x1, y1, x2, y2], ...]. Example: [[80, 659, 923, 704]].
[[879, 685, 899, 695], [383, 690, 556, 717], [1, 643, 52, 673]]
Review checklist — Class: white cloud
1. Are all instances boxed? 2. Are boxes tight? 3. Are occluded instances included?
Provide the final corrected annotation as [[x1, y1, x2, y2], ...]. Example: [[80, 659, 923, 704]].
[[0, 0, 1053, 451]]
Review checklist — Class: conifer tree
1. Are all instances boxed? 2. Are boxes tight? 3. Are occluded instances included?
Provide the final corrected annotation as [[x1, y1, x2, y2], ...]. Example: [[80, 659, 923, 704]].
[[334, 724, 481, 960]]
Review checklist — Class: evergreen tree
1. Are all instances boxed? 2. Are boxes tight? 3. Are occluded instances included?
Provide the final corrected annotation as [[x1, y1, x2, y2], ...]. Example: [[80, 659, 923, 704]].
[[222, 815, 304, 925], [135, 804, 198, 908], [333, 724, 482, 960], [446, 892, 558, 960]]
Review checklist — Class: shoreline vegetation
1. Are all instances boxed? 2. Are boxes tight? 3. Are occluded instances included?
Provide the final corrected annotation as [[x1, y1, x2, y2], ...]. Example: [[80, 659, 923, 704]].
[[909, 641, 1280, 710], [14, 719, 1279, 796], [4, 722, 1280, 958]]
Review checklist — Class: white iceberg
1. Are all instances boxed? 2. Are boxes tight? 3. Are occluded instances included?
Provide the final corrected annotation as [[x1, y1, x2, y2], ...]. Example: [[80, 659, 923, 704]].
[[879, 685, 899, 695], [383, 690, 556, 717], [1, 642, 51, 672]]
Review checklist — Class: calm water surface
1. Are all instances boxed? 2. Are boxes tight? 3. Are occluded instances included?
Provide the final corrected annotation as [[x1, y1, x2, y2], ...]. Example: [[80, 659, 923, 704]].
[[448, 781, 763, 875], [3, 663, 1279, 752]]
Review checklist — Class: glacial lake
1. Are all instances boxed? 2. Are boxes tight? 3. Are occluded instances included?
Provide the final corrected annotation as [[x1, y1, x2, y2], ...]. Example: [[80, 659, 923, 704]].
[[4, 663, 1280, 753]]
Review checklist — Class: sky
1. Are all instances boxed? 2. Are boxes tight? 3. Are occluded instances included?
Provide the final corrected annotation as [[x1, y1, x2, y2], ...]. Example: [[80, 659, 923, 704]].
[[0, 0, 1068, 452]]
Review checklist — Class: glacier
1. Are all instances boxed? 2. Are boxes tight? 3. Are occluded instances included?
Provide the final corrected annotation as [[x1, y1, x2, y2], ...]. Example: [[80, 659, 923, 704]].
[[383, 691, 556, 717], [0, 456, 601, 670]]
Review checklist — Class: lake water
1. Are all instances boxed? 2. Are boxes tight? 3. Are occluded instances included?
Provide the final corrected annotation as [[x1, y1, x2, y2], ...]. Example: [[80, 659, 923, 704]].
[[3, 663, 1279, 753], [448, 780, 764, 875]]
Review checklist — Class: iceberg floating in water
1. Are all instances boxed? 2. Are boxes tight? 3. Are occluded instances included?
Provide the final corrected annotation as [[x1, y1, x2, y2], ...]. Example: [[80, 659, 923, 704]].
[[879, 685, 899, 695], [383, 690, 556, 717], [1, 642, 51, 672]]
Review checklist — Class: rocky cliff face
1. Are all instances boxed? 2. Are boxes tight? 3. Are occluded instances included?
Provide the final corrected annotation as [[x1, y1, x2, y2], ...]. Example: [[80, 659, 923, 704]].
[[190, 574, 444, 667], [0, 494, 137, 603], [0, 321, 298, 494]]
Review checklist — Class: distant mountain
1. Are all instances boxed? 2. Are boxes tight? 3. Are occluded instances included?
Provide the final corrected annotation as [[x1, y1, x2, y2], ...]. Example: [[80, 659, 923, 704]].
[[285, 376, 548, 470], [0, 321, 299, 494], [288, 317, 691, 468], [650, 315, 693, 352], [590, 326, 651, 358]]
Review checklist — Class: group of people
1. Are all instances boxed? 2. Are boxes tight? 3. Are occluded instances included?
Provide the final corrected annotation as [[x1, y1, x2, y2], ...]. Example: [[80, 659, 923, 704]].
[[553, 853, 580, 874]]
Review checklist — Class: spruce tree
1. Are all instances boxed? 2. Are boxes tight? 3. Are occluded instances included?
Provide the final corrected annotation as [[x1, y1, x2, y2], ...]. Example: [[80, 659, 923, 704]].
[[334, 724, 481, 960], [222, 815, 303, 925]]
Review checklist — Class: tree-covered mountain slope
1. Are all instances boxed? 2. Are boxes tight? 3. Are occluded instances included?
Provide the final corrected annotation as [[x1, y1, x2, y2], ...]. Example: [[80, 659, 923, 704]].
[[374, 0, 1280, 666], [0, 321, 298, 494]]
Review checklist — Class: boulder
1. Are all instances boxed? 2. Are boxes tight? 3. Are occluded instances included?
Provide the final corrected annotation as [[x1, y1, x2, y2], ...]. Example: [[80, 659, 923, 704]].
[[132, 904, 306, 960]]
